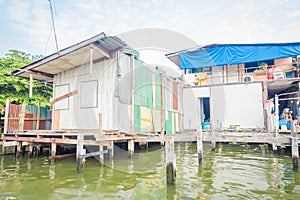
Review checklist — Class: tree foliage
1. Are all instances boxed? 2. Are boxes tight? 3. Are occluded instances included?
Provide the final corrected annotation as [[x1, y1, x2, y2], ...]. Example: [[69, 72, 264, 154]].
[[0, 50, 52, 114]]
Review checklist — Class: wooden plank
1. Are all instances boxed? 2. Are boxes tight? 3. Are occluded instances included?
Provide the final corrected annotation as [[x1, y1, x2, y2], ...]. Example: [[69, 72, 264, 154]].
[[2, 136, 111, 146], [52, 110, 60, 130], [51, 90, 77, 104], [3, 141, 17, 147], [49, 153, 75, 159], [79, 150, 108, 159], [19, 104, 26, 132], [3, 99, 10, 134], [0, 117, 49, 121]]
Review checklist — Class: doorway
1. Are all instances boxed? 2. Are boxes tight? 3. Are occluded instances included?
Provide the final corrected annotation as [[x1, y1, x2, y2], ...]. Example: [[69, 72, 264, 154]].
[[200, 97, 210, 129]]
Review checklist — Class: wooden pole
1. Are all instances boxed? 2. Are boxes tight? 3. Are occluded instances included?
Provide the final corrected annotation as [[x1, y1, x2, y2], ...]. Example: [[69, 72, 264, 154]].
[[211, 132, 216, 151], [51, 143, 57, 158], [291, 121, 299, 171], [16, 141, 22, 158], [108, 141, 114, 159], [36, 101, 41, 130], [99, 145, 104, 166], [128, 139, 134, 158], [166, 136, 176, 184], [2, 99, 10, 155], [197, 131, 203, 165], [275, 94, 279, 137], [76, 134, 84, 174], [28, 144, 33, 158], [99, 113, 102, 132], [29, 73, 33, 98]]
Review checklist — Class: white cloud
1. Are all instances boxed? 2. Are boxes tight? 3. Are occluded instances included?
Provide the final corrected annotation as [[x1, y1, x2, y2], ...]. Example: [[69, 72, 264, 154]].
[[2, 0, 300, 58]]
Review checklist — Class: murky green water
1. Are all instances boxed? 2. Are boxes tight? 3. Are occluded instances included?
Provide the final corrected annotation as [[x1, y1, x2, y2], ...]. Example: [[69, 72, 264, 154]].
[[1, 143, 300, 200]]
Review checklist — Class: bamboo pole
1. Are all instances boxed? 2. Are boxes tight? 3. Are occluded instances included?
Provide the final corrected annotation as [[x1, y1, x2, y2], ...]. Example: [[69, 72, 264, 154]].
[[291, 121, 299, 171]]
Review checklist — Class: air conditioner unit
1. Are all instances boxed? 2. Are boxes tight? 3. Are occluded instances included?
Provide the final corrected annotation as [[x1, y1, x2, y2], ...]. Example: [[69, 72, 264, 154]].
[[243, 74, 254, 83]]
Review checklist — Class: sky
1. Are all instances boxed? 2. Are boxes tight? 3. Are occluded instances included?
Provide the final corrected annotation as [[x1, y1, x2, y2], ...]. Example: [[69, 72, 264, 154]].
[[1, 0, 300, 60]]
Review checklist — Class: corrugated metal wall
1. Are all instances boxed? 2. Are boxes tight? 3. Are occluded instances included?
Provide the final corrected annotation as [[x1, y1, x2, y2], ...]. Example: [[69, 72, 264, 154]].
[[52, 50, 182, 133]]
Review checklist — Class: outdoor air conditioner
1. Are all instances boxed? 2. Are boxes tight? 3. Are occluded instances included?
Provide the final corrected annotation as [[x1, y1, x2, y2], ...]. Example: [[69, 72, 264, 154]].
[[243, 74, 254, 83]]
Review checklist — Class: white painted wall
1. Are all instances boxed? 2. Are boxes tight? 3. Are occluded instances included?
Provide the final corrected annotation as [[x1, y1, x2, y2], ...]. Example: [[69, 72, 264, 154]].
[[210, 83, 264, 129], [182, 87, 210, 130], [53, 57, 119, 130]]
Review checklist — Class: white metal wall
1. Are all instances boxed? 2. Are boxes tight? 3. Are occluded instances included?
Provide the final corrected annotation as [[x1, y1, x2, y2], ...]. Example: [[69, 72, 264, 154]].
[[210, 83, 264, 129], [53, 57, 118, 130], [182, 87, 210, 130]]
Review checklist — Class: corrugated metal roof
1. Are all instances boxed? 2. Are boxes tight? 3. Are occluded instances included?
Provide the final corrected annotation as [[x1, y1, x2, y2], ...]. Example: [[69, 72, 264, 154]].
[[12, 32, 127, 81]]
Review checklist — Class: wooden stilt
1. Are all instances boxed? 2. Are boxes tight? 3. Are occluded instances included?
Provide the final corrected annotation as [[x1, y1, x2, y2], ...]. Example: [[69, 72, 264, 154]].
[[2, 140, 6, 155], [28, 144, 33, 158], [16, 141, 22, 158], [211, 141, 216, 151], [197, 131, 203, 165], [291, 121, 299, 171], [99, 145, 104, 166], [108, 141, 114, 160], [128, 139, 134, 158], [21, 145, 26, 156], [76, 134, 84, 174], [166, 136, 176, 184], [51, 143, 57, 158]]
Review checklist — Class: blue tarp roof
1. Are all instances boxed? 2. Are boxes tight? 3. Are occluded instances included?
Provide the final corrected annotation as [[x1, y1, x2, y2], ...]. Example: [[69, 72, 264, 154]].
[[179, 42, 300, 69]]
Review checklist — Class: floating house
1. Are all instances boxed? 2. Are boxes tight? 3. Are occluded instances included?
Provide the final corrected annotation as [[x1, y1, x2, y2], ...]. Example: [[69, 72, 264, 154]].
[[12, 33, 181, 135], [166, 43, 300, 132]]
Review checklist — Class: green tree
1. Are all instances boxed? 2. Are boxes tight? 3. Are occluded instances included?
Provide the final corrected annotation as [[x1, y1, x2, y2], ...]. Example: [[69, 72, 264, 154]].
[[0, 50, 52, 114]]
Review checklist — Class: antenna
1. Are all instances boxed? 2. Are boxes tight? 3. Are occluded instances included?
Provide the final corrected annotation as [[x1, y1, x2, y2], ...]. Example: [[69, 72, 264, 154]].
[[48, 0, 59, 53]]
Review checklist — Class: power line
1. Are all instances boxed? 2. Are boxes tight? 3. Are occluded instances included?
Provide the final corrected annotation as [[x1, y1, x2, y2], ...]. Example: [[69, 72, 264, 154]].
[[48, 0, 59, 53]]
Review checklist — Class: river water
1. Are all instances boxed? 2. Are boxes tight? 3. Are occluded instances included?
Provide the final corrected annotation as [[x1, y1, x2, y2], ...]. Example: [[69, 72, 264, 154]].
[[0, 143, 300, 200]]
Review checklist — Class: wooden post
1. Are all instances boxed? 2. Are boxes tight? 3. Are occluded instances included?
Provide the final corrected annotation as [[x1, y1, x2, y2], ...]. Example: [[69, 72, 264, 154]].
[[29, 73, 33, 98], [28, 144, 33, 158], [211, 132, 216, 151], [108, 141, 114, 159], [16, 141, 22, 158], [51, 143, 57, 158], [166, 136, 176, 184], [197, 131, 203, 165], [262, 82, 268, 130], [291, 121, 299, 171], [275, 94, 279, 137], [36, 101, 41, 130], [128, 139, 134, 158], [76, 134, 84, 174], [99, 113, 102, 132], [99, 145, 104, 166]]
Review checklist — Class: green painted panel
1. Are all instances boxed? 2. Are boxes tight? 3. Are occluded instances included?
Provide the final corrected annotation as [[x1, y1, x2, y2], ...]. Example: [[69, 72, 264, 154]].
[[165, 112, 173, 134], [134, 105, 141, 132], [134, 60, 153, 108]]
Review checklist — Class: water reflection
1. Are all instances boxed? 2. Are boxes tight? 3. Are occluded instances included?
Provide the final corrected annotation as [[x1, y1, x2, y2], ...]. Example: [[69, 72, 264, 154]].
[[0, 143, 300, 199]]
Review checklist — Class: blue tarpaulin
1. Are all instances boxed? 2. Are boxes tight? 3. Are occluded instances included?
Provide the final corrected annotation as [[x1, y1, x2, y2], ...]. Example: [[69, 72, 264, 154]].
[[179, 43, 300, 69]]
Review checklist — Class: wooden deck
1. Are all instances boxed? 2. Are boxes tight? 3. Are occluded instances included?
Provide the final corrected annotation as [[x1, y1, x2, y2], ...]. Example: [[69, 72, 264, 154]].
[[1, 130, 297, 148]]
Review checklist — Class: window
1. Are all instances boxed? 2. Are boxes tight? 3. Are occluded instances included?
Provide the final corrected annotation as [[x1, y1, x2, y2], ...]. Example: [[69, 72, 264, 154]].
[[80, 80, 98, 108]]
